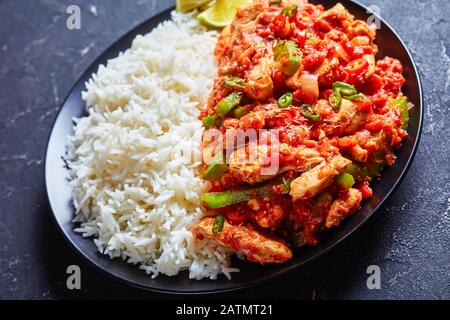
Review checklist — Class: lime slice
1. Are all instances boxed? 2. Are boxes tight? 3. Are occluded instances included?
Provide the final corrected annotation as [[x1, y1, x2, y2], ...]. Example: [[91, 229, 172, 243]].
[[176, 0, 212, 13], [197, 0, 253, 28]]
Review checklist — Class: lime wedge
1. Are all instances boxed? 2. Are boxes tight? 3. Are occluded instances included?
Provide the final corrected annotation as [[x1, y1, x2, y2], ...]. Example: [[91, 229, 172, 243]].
[[176, 0, 212, 13], [197, 0, 253, 28]]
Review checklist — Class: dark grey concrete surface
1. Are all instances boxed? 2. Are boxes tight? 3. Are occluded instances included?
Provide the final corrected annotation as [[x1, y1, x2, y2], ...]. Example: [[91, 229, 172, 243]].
[[0, 0, 449, 300]]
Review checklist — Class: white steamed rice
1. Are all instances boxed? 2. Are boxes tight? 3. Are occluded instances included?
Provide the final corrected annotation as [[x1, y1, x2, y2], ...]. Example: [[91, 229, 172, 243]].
[[66, 12, 238, 280]]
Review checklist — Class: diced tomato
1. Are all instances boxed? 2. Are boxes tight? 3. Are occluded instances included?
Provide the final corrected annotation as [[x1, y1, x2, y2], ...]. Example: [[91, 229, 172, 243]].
[[365, 115, 385, 132], [291, 202, 322, 245], [293, 88, 315, 104], [358, 181, 373, 199], [316, 100, 334, 118], [272, 70, 287, 93], [314, 19, 332, 32], [257, 28, 272, 38], [363, 46, 374, 55], [364, 74, 383, 95], [371, 93, 388, 109], [321, 89, 334, 99], [198, 108, 209, 120], [354, 96, 373, 113], [383, 154, 394, 167], [303, 139, 317, 148], [290, 202, 309, 228], [266, 110, 294, 128], [225, 210, 249, 225], [295, 30, 307, 48], [208, 185, 225, 193], [222, 204, 251, 225], [342, 41, 365, 60], [302, 47, 327, 71], [338, 135, 358, 148], [333, 64, 348, 82], [219, 173, 242, 189], [374, 57, 406, 94], [326, 43, 336, 59], [259, 12, 272, 25], [240, 111, 266, 130]]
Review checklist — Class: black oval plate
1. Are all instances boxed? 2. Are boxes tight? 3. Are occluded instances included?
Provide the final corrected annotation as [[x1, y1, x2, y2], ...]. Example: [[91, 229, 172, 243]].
[[45, 0, 423, 294]]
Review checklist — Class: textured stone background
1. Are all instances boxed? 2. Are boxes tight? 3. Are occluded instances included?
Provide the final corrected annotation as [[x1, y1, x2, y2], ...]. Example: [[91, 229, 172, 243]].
[[0, 0, 448, 300]]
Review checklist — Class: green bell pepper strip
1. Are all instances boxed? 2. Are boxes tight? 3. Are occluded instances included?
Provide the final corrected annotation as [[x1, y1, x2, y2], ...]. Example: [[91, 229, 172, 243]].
[[201, 176, 294, 209], [346, 151, 385, 181], [215, 92, 243, 117], [232, 105, 253, 118], [212, 215, 225, 234], [344, 93, 365, 101], [316, 191, 333, 205], [282, 55, 301, 76], [392, 96, 409, 130], [301, 104, 322, 121], [223, 77, 245, 89], [290, 231, 307, 248], [367, 153, 385, 178], [278, 92, 293, 108], [345, 163, 365, 181], [336, 173, 355, 188], [201, 189, 262, 209], [273, 40, 302, 76], [202, 115, 217, 128], [199, 152, 227, 181], [332, 81, 357, 96], [328, 91, 342, 111]]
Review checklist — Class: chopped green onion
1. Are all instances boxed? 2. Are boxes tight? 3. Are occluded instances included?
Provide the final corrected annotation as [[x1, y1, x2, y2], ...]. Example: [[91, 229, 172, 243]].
[[215, 92, 243, 117], [329, 91, 342, 111], [281, 4, 298, 17], [336, 173, 355, 188], [202, 115, 217, 128], [392, 96, 409, 130], [344, 93, 365, 101], [232, 105, 252, 118], [332, 81, 357, 96], [199, 152, 227, 181], [300, 104, 321, 121], [212, 215, 225, 234], [223, 77, 245, 89], [278, 92, 293, 108]]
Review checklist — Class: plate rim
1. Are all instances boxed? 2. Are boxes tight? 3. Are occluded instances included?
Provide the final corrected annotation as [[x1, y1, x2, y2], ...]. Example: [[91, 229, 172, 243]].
[[44, 1, 424, 295]]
